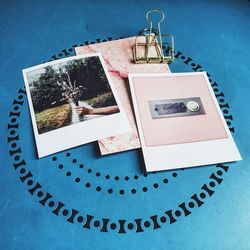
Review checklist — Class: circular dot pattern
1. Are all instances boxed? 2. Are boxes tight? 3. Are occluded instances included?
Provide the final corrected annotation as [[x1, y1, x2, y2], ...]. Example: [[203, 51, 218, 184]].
[[6, 40, 234, 234]]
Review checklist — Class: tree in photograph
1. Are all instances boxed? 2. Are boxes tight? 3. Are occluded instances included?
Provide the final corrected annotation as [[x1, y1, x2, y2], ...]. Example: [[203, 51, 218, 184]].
[[30, 56, 117, 125], [30, 66, 65, 113], [62, 57, 113, 100]]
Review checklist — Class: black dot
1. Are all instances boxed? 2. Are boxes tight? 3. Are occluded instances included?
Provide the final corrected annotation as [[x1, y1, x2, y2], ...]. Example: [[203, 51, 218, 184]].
[[134, 175, 139, 180], [85, 183, 91, 188], [181, 56, 185, 60], [66, 152, 71, 157], [58, 53, 63, 57], [110, 223, 117, 230], [66, 171, 71, 176], [79, 164, 84, 168], [72, 159, 77, 163], [213, 88, 219, 92], [131, 189, 136, 194], [153, 183, 159, 188], [144, 221, 150, 228], [18, 95, 23, 100], [160, 216, 167, 223], [115, 176, 119, 181], [63, 209, 69, 216], [119, 190, 125, 195], [163, 178, 168, 184], [11, 118, 16, 123], [102, 39, 107, 42], [48, 201, 54, 207], [52, 156, 57, 161], [108, 189, 113, 194], [19, 168, 25, 174], [105, 175, 110, 179], [142, 187, 148, 192], [209, 181, 215, 187], [143, 173, 148, 177], [69, 48, 73, 52], [75, 178, 80, 183], [96, 186, 101, 192], [172, 172, 177, 177], [96, 172, 101, 177], [219, 98, 224, 103], [11, 143, 17, 148], [58, 164, 63, 169], [209, 78, 212, 82], [226, 121, 231, 126], [128, 223, 134, 230], [223, 109, 228, 114], [94, 220, 100, 227], [191, 63, 196, 67], [87, 169, 92, 173], [14, 155, 20, 161], [217, 170, 223, 176], [175, 210, 181, 217], [10, 130, 15, 135], [77, 216, 83, 223], [124, 176, 129, 181], [27, 180, 33, 186], [13, 106, 19, 111], [37, 191, 43, 197], [188, 202, 195, 208], [200, 192, 206, 199]]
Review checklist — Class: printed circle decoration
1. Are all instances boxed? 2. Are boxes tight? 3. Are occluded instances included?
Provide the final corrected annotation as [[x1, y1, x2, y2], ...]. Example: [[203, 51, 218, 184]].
[[6, 36, 234, 234]]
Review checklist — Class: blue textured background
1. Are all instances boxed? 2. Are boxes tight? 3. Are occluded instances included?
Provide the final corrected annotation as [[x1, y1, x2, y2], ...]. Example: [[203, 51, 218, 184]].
[[0, 0, 250, 249]]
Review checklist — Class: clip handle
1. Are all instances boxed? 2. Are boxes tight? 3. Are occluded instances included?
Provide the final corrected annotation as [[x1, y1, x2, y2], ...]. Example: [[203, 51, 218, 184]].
[[145, 9, 165, 61]]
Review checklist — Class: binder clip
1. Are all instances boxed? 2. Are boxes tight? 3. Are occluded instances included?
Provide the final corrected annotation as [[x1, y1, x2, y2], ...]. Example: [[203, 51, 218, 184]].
[[133, 9, 174, 64]]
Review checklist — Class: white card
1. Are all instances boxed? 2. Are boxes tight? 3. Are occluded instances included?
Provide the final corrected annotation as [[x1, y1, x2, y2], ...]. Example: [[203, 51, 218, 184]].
[[23, 53, 131, 158], [129, 72, 242, 172]]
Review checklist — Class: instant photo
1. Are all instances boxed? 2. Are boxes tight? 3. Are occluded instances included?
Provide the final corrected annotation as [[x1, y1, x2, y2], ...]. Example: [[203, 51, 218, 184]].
[[23, 53, 130, 158], [129, 72, 242, 172]]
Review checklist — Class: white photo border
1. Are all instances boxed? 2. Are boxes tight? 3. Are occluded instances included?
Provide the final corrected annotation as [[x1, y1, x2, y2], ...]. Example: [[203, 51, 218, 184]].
[[128, 72, 242, 172]]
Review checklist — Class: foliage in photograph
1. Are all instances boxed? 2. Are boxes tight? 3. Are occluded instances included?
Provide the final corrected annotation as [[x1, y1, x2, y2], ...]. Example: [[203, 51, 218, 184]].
[[86, 93, 117, 108], [29, 56, 116, 113], [27, 56, 118, 134], [35, 104, 72, 134]]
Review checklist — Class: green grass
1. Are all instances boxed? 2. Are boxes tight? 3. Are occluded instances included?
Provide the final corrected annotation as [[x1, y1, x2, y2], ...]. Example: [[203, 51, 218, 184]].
[[35, 104, 72, 134], [86, 92, 117, 108]]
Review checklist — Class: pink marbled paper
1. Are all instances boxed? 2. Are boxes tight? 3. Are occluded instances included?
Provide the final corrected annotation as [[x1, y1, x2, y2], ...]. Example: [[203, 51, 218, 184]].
[[75, 37, 169, 155]]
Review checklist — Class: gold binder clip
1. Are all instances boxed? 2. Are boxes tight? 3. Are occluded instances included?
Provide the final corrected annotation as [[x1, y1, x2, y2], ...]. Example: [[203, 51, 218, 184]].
[[133, 9, 174, 64]]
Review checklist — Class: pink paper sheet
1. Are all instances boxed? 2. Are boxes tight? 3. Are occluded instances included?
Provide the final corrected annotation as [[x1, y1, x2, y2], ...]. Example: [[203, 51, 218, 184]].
[[75, 37, 169, 155], [133, 75, 228, 146]]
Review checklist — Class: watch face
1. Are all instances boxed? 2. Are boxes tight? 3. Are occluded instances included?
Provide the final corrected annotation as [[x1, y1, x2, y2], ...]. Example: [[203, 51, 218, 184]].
[[155, 102, 187, 115]]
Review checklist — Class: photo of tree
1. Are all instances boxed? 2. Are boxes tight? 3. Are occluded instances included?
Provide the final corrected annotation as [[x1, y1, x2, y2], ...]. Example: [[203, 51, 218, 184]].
[[26, 56, 119, 134]]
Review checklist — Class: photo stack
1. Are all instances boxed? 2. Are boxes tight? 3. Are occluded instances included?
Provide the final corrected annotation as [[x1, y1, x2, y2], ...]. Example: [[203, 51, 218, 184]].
[[22, 38, 241, 172]]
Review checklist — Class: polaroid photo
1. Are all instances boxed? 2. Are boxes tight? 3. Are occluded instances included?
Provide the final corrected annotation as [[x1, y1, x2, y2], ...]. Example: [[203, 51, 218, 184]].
[[22, 53, 131, 158], [129, 72, 242, 172], [75, 37, 169, 155]]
